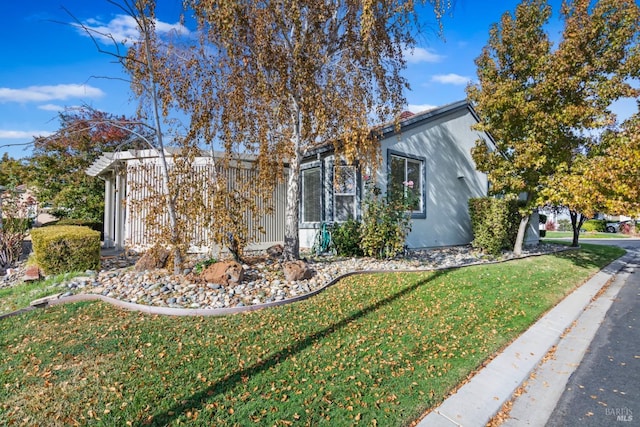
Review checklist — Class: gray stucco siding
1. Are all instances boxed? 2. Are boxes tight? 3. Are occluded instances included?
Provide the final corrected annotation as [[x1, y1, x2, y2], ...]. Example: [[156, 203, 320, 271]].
[[378, 107, 489, 249]]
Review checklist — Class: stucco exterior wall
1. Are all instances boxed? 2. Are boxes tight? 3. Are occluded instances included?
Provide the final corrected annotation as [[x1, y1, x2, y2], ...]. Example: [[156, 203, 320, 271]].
[[377, 107, 489, 249]]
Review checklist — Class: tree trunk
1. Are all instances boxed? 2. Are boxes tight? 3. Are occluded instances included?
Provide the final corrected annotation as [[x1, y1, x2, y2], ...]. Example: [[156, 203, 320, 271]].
[[136, 10, 183, 275], [513, 213, 530, 256], [283, 101, 303, 261], [283, 150, 301, 260], [569, 210, 586, 247]]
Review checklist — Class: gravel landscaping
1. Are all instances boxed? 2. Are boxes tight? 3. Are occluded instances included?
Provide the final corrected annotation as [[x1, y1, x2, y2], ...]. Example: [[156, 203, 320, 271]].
[[1, 243, 568, 310]]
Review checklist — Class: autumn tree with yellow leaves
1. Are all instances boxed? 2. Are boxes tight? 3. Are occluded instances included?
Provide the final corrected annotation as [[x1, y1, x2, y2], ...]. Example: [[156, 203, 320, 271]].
[[178, 0, 451, 260], [543, 112, 640, 245], [468, 0, 639, 253], [81, 0, 451, 264]]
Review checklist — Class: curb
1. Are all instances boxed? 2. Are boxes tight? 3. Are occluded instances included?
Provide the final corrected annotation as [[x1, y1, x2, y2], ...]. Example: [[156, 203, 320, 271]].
[[502, 253, 637, 426], [416, 252, 632, 426]]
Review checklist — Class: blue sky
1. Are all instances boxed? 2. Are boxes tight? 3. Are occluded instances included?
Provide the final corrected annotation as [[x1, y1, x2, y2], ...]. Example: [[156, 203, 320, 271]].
[[1, 0, 637, 160]]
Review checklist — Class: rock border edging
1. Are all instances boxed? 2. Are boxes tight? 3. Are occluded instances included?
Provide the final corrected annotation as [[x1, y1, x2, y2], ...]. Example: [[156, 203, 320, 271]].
[[14, 246, 575, 318]]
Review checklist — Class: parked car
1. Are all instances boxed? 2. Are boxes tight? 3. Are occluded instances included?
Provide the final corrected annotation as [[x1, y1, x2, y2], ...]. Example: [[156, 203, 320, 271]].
[[605, 220, 638, 233], [605, 222, 620, 233]]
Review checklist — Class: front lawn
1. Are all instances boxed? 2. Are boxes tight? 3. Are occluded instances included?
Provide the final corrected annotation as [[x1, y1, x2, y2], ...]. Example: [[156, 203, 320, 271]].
[[0, 244, 624, 426], [0, 272, 86, 316]]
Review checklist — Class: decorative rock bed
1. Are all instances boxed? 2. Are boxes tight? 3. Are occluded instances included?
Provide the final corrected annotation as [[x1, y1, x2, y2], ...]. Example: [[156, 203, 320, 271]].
[[0, 243, 568, 312]]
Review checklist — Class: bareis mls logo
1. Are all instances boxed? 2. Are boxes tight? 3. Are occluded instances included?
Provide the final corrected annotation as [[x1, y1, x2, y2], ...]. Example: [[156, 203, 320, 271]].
[[606, 407, 633, 422]]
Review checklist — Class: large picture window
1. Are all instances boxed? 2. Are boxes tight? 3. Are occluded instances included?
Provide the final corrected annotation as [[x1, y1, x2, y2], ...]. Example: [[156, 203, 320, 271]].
[[388, 152, 425, 217], [334, 165, 356, 222], [301, 167, 321, 223]]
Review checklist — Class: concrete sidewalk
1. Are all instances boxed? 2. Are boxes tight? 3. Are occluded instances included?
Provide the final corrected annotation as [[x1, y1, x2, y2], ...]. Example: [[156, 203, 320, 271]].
[[417, 252, 635, 426]]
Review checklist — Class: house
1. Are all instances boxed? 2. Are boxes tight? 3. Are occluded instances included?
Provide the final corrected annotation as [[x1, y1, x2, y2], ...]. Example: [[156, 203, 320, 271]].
[[86, 150, 287, 251], [299, 100, 538, 249], [0, 184, 39, 225], [87, 100, 539, 252]]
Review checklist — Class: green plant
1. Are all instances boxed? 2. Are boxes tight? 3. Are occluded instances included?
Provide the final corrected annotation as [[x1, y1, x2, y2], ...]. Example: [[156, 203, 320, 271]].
[[193, 257, 218, 274], [581, 219, 606, 232], [330, 219, 363, 257], [468, 197, 520, 256], [360, 183, 414, 259], [30, 225, 100, 275], [557, 219, 572, 231]]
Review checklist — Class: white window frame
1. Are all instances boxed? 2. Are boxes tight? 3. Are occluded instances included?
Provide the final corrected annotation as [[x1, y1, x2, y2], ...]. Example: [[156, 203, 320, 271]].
[[333, 165, 357, 222], [301, 165, 322, 224], [387, 150, 426, 218]]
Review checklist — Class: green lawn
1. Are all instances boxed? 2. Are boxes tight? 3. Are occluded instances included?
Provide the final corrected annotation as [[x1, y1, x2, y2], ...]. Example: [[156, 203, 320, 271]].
[[545, 231, 630, 239], [0, 272, 86, 316], [0, 244, 624, 426]]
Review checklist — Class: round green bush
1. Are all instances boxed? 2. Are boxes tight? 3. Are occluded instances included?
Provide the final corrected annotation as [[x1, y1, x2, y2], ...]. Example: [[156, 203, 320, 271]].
[[581, 220, 606, 233]]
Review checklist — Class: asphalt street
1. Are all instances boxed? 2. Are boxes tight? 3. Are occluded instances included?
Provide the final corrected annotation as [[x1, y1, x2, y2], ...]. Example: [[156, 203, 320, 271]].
[[502, 237, 640, 427], [545, 241, 639, 426]]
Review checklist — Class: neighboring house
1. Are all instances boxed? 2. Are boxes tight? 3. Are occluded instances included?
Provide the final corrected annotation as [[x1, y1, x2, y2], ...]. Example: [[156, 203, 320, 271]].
[[87, 100, 539, 252], [0, 184, 39, 224]]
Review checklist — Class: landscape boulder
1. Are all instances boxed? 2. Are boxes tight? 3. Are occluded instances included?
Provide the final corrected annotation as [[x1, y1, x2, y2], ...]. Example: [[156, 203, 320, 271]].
[[283, 260, 314, 282], [266, 244, 284, 258], [23, 265, 41, 282], [135, 246, 170, 271], [202, 261, 244, 286]]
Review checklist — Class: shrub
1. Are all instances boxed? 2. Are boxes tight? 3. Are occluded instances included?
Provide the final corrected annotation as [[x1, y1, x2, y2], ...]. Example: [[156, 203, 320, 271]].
[[330, 219, 363, 257], [30, 225, 100, 275], [545, 221, 556, 231], [468, 197, 520, 256], [3, 218, 33, 233], [193, 257, 218, 274], [581, 219, 606, 232], [0, 229, 25, 269], [557, 219, 571, 231], [0, 188, 34, 268], [620, 221, 633, 235], [360, 184, 414, 259], [43, 218, 104, 240]]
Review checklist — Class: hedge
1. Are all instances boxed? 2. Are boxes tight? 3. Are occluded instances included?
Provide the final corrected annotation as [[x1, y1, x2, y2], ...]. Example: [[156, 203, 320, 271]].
[[582, 219, 606, 232], [468, 197, 520, 256], [30, 225, 100, 275]]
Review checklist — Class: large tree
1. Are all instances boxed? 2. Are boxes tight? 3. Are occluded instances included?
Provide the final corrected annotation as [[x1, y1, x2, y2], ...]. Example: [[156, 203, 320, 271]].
[[175, 0, 450, 260], [114, 0, 284, 267], [543, 111, 640, 245], [596, 113, 640, 217], [539, 0, 640, 246], [468, 0, 640, 253], [0, 154, 29, 188], [29, 108, 143, 222]]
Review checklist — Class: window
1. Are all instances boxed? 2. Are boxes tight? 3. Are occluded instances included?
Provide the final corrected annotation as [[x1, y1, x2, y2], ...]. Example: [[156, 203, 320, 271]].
[[301, 167, 322, 223], [334, 165, 356, 222], [388, 151, 425, 217]]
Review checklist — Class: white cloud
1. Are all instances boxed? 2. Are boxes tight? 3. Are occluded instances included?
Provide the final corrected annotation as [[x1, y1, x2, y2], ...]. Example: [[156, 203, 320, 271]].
[[0, 84, 104, 103], [0, 130, 54, 139], [77, 14, 190, 45], [404, 47, 444, 64], [38, 104, 65, 112], [431, 73, 472, 85], [407, 103, 438, 113]]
